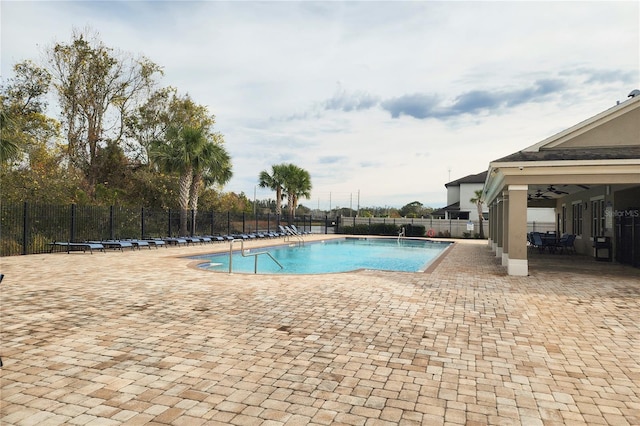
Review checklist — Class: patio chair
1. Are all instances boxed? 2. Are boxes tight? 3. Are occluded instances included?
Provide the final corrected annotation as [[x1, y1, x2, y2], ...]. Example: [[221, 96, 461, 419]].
[[89, 240, 134, 251], [283, 225, 300, 236], [131, 240, 150, 249], [180, 236, 204, 245], [278, 225, 291, 235], [290, 224, 309, 235], [555, 234, 576, 254], [163, 237, 188, 246], [530, 233, 548, 253], [143, 239, 167, 248], [49, 241, 105, 254]]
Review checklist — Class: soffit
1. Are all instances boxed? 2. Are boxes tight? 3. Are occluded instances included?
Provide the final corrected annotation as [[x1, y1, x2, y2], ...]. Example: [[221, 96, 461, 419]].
[[484, 162, 640, 205]]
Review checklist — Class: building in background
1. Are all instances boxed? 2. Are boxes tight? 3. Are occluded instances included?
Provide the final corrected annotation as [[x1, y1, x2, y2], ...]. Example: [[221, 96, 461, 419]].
[[435, 171, 488, 221]]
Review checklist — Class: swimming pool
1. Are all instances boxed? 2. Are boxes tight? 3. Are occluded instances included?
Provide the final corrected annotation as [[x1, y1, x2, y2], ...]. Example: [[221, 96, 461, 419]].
[[190, 237, 452, 274]]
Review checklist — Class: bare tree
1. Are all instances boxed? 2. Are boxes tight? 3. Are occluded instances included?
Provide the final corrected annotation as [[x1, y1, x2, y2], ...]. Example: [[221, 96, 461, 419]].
[[48, 28, 162, 196]]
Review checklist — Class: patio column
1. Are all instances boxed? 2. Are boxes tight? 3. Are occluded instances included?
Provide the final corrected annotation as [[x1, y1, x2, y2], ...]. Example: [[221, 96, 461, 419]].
[[496, 197, 503, 258], [506, 184, 528, 276], [491, 202, 498, 251], [502, 191, 510, 266], [488, 203, 493, 249]]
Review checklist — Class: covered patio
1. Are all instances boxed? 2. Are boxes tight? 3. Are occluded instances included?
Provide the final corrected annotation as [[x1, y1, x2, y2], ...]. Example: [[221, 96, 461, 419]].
[[484, 94, 640, 276]]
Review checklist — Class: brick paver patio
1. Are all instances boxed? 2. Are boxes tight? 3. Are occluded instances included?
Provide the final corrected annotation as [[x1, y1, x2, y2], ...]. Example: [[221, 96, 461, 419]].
[[1, 236, 638, 425]]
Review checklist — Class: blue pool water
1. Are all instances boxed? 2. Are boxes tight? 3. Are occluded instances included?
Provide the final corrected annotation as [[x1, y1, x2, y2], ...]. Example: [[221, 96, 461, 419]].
[[190, 238, 452, 274]]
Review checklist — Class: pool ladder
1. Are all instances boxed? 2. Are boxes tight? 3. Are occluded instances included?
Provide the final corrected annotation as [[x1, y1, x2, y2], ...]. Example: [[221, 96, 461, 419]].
[[397, 227, 406, 243], [284, 233, 304, 246], [229, 239, 283, 274]]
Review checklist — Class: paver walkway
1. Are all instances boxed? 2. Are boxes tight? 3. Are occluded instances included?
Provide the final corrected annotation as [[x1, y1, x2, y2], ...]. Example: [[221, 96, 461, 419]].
[[1, 237, 639, 425]]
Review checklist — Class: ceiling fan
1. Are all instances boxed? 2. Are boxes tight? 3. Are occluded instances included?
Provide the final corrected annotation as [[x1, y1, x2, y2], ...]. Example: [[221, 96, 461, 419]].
[[547, 185, 569, 195], [528, 189, 552, 200]]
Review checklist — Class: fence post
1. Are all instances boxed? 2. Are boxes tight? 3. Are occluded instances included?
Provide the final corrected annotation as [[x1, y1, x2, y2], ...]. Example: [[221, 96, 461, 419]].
[[109, 205, 115, 240], [70, 204, 77, 248], [210, 210, 215, 236], [141, 207, 145, 239], [168, 209, 172, 237], [22, 202, 28, 255], [242, 212, 246, 233], [190, 209, 195, 236], [227, 211, 231, 235]]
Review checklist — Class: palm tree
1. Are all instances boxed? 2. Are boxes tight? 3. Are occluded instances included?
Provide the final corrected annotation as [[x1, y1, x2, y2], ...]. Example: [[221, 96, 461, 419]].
[[470, 189, 485, 239], [258, 164, 288, 216], [282, 164, 312, 222], [189, 133, 232, 230], [0, 109, 21, 164], [152, 125, 208, 236]]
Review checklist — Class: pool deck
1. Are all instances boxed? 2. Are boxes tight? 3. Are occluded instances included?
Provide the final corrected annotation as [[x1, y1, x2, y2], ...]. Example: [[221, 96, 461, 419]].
[[1, 236, 639, 425]]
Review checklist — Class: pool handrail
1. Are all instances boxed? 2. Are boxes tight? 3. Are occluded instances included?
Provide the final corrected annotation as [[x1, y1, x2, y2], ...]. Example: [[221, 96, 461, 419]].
[[229, 239, 283, 274]]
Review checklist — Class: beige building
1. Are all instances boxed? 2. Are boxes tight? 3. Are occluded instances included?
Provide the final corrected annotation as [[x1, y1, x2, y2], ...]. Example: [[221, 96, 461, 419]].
[[484, 92, 640, 276]]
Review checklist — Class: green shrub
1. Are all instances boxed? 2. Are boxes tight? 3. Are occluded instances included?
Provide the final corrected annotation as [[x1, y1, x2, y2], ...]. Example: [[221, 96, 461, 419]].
[[400, 224, 425, 237], [1, 238, 22, 256], [340, 223, 399, 236], [340, 224, 371, 235], [30, 233, 50, 253], [370, 223, 399, 236]]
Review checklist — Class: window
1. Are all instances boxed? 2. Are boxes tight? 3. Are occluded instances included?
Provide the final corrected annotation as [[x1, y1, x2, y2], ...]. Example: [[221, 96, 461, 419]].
[[572, 202, 583, 235], [561, 205, 567, 233], [591, 198, 605, 236]]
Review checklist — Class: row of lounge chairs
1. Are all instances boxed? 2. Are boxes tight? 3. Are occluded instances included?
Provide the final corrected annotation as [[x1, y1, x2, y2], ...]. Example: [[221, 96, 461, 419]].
[[528, 232, 576, 254], [49, 227, 311, 254]]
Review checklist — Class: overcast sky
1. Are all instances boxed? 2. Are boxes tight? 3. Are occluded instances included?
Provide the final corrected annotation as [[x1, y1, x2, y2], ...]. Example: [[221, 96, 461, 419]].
[[2, 1, 638, 209]]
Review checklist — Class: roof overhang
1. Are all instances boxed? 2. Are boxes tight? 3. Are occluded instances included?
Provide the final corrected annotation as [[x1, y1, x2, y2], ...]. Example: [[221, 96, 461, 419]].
[[484, 159, 640, 204]]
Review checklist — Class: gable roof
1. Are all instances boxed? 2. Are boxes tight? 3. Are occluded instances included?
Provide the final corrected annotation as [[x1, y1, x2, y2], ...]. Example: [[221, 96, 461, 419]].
[[483, 93, 640, 205], [516, 95, 640, 156], [445, 171, 488, 187], [494, 146, 640, 163]]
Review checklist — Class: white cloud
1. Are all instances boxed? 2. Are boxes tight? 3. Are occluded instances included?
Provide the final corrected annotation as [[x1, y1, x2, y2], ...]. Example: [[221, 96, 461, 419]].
[[2, 1, 638, 208]]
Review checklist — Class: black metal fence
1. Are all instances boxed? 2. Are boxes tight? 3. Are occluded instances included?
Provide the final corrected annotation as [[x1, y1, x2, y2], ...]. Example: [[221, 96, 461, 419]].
[[0, 202, 321, 256]]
